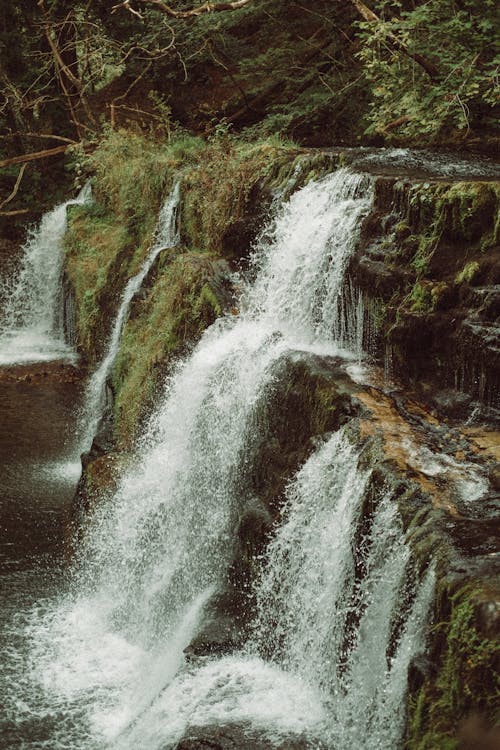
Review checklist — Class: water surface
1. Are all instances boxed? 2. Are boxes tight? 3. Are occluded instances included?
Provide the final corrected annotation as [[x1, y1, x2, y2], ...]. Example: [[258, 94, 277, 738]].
[[0, 372, 82, 748]]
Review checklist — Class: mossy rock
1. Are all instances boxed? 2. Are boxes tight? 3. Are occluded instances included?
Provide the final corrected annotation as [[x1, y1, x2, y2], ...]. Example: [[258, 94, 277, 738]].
[[406, 583, 500, 750], [112, 253, 235, 448]]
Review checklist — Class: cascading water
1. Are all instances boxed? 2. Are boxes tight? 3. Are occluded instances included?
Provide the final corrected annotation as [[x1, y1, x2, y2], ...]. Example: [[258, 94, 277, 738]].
[[6, 170, 434, 749], [250, 430, 435, 749], [81, 182, 180, 448], [0, 183, 91, 365]]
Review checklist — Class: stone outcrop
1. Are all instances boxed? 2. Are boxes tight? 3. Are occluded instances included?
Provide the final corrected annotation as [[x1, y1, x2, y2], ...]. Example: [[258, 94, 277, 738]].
[[349, 178, 500, 411]]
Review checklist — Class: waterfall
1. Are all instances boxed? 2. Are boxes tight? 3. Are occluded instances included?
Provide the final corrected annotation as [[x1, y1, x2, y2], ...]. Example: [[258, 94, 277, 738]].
[[13, 170, 433, 749], [81, 182, 180, 448], [0, 182, 91, 365], [251, 430, 434, 749]]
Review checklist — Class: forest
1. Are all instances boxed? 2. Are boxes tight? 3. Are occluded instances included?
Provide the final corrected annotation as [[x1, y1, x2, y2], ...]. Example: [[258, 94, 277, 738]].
[[1, 0, 498, 224]]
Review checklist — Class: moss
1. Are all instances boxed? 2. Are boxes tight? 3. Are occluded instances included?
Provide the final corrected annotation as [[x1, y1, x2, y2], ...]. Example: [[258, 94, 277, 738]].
[[180, 138, 299, 255], [64, 206, 135, 361], [404, 182, 499, 260], [85, 129, 203, 244], [409, 283, 433, 313], [443, 182, 499, 245], [406, 584, 500, 750], [111, 252, 225, 448], [355, 176, 500, 395], [455, 261, 480, 285]]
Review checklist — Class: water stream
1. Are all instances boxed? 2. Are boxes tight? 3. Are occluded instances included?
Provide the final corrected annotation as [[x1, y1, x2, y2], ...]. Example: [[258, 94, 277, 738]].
[[81, 181, 180, 449], [1, 169, 434, 749]]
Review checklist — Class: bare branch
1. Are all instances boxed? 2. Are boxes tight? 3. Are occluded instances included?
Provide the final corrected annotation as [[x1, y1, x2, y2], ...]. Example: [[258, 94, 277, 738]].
[[0, 164, 28, 210], [0, 208, 30, 217], [113, 0, 253, 19], [112, 0, 144, 18], [0, 132, 78, 145], [0, 145, 69, 169]]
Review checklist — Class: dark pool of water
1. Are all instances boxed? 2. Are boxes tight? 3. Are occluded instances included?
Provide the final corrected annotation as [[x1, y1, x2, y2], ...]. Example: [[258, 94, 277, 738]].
[[0, 374, 82, 749]]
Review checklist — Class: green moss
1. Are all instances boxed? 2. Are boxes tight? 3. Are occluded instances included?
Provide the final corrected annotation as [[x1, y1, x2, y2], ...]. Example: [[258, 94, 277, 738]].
[[181, 138, 298, 255], [455, 261, 480, 285], [406, 585, 500, 750], [64, 206, 134, 360], [111, 252, 225, 447], [409, 283, 433, 313], [406, 182, 499, 256], [443, 182, 499, 245], [85, 129, 203, 245]]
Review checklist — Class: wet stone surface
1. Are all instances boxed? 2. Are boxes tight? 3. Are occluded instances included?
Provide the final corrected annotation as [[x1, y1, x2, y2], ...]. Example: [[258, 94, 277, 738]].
[[173, 724, 316, 750]]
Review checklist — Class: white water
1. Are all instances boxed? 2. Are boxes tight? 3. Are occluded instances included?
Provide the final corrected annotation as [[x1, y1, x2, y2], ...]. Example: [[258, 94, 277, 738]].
[[81, 182, 180, 448], [0, 183, 91, 365], [251, 431, 435, 748], [9, 170, 433, 749]]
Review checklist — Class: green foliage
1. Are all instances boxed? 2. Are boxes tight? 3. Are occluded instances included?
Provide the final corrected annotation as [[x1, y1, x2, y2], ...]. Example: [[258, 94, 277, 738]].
[[404, 181, 499, 286], [409, 282, 434, 313], [64, 203, 133, 360], [181, 137, 297, 254], [84, 129, 172, 246], [64, 129, 209, 362], [356, 0, 499, 140]]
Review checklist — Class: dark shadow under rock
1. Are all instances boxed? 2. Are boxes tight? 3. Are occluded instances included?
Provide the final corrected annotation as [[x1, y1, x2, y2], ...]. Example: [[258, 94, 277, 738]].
[[173, 724, 317, 750]]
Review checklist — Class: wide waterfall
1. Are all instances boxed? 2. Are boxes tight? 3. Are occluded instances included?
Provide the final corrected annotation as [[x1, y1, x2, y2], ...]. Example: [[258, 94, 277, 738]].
[[0, 183, 91, 365], [6, 170, 434, 749], [81, 181, 180, 448]]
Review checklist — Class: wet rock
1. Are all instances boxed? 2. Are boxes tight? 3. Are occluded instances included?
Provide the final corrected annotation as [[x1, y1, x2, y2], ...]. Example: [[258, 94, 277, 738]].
[[221, 215, 262, 261], [355, 256, 411, 297], [408, 654, 437, 692], [431, 389, 473, 420], [488, 463, 500, 490], [249, 351, 362, 515], [173, 725, 314, 750], [443, 516, 500, 557], [86, 378, 116, 460], [184, 610, 243, 660], [348, 177, 500, 408], [186, 498, 273, 660], [457, 714, 500, 750]]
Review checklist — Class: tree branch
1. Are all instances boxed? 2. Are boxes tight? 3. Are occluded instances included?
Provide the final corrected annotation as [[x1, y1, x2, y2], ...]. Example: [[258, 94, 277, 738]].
[[113, 0, 253, 19], [0, 132, 78, 145], [0, 145, 69, 169], [0, 208, 30, 217], [0, 164, 28, 210], [349, 0, 440, 81]]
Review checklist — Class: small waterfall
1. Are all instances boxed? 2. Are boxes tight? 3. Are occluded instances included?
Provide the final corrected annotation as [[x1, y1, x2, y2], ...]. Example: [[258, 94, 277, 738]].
[[0, 182, 91, 365], [247, 170, 373, 348], [81, 182, 180, 448], [14, 170, 433, 749], [251, 430, 435, 749]]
